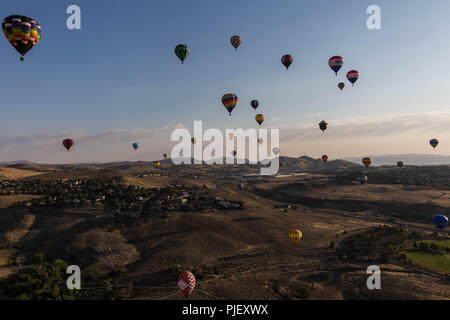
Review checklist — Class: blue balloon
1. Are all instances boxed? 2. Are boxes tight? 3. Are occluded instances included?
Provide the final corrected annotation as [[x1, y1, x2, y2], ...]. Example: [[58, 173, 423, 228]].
[[432, 215, 448, 230], [132, 142, 139, 150], [358, 175, 367, 185], [237, 184, 243, 191]]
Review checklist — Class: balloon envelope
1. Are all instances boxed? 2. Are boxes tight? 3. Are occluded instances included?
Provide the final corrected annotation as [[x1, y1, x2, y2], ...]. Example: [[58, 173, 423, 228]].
[[178, 271, 195, 297], [174, 44, 190, 63], [289, 229, 302, 243], [329, 56, 344, 75], [397, 161, 403, 168], [359, 175, 368, 185], [250, 100, 259, 110], [322, 155, 328, 162], [347, 70, 359, 85], [132, 142, 139, 150], [222, 94, 238, 115], [430, 139, 439, 149], [432, 215, 448, 230], [230, 35, 242, 50], [2, 15, 42, 60], [362, 157, 372, 168], [255, 114, 265, 126], [63, 139, 73, 151], [281, 54, 293, 70]]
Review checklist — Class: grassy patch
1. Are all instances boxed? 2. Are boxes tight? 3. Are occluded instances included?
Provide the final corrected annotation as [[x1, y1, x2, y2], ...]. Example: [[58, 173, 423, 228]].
[[401, 240, 450, 273]]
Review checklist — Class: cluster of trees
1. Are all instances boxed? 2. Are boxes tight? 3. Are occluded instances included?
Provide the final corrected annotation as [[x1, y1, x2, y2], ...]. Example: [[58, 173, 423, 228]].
[[0, 253, 77, 300], [413, 241, 450, 253]]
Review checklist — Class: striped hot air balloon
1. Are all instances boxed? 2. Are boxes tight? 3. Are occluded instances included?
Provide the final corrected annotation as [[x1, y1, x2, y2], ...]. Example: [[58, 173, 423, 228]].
[[289, 229, 302, 243], [2, 15, 42, 61], [281, 54, 293, 70], [347, 70, 359, 86], [222, 94, 238, 115], [178, 271, 195, 298], [328, 56, 344, 75], [62, 139, 74, 152]]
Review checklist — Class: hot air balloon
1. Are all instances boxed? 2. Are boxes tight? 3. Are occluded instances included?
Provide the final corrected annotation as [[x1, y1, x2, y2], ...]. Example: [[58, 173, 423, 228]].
[[2, 15, 42, 61], [319, 120, 328, 132], [430, 139, 439, 149], [281, 54, 293, 70], [229, 133, 234, 140], [255, 114, 265, 126], [329, 56, 344, 75], [289, 229, 302, 243], [230, 35, 242, 50], [347, 70, 359, 86], [362, 157, 372, 168], [132, 142, 139, 150], [397, 161, 404, 168], [322, 155, 328, 162], [191, 138, 197, 145], [174, 44, 190, 64], [194, 176, 198, 180], [63, 139, 74, 152], [250, 100, 259, 110], [338, 82, 345, 91], [272, 147, 280, 155], [222, 94, 238, 116], [359, 175, 368, 185], [154, 161, 160, 168], [237, 184, 243, 191], [432, 215, 448, 230], [257, 138, 263, 144], [178, 271, 195, 298], [232, 150, 237, 157], [163, 153, 168, 159]]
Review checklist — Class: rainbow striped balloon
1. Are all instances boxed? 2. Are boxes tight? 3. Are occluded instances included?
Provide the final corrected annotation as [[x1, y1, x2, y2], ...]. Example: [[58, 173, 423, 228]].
[[222, 94, 238, 115], [2, 15, 41, 61]]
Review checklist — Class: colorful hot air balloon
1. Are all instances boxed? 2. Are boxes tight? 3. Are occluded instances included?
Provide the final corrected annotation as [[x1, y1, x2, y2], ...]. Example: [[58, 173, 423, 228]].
[[222, 94, 238, 115], [191, 138, 197, 145], [250, 99, 259, 111], [338, 82, 345, 91], [237, 184, 243, 191], [319, 120, 328, 132], [430, 139, 439, 149], [289, 229, 302, 243], [132, 142, 139, 150], [255, 114, 265, 126], [62, 139, 74, 152], [230, 35, 242, 50], [432, 215, 448, 230], [328, 56, 344, 75], [397, 161, 404, 168], [154, 161, 160, 168], [359, 175, 368, 185], [347, 70, 359, 86], [322, 155, 328, 162], [163, 153, 168, 159], [281, 54, 293, 70], [2, 15, 42, 61], [362, 157, 372, 168], [174, 44, 190, 64], [178, 271, 195, 298]]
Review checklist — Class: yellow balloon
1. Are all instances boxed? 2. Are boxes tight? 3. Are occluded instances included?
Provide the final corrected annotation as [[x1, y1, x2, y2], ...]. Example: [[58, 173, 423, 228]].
[[154, 161, 160, 168], [255, 114, 265, 126], [289, 229, 302, 243]]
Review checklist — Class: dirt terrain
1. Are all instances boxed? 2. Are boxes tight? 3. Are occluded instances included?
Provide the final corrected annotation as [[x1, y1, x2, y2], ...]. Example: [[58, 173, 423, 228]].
[[0, 160, 448, 300]]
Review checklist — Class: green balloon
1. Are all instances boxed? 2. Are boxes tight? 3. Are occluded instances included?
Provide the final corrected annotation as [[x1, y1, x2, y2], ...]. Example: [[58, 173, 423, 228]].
[[175, 44, 190, 64]]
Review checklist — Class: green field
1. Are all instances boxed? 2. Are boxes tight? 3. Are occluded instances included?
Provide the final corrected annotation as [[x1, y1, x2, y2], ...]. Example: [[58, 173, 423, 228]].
[[401, 240, 450, 274]]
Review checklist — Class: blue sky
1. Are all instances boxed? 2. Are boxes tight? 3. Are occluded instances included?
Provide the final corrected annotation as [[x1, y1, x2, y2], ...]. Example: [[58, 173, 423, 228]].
[[2, 0, 450, 163]]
